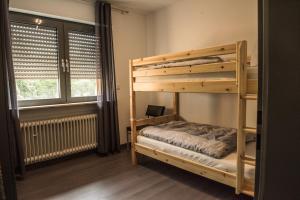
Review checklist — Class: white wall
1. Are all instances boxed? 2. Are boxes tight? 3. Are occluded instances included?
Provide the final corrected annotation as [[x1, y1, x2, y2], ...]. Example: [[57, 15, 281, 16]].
[[10, 0, 150, 144], [111, 9, 153, 144], [146, 0, 258, 128]]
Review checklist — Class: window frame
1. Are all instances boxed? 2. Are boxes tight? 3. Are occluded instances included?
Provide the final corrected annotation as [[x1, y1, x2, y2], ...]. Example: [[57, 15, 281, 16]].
[[10, 12, 97, 107], [64, 22, 97, 103]]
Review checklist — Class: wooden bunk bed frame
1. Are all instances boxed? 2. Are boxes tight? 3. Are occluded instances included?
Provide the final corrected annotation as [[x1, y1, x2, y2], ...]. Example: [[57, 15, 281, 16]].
[[129, 41, 257, 196]]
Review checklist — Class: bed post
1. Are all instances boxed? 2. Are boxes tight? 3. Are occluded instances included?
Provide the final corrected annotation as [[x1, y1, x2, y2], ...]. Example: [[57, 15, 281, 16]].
[[129, 59, 137, 165], [236, 41, 248, 194], [173, 92, 179, 120]]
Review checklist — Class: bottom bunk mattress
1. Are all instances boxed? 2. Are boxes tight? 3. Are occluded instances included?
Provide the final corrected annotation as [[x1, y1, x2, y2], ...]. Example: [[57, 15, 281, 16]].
[[137, 136, 256, 182], [138, 121, 256, 159]]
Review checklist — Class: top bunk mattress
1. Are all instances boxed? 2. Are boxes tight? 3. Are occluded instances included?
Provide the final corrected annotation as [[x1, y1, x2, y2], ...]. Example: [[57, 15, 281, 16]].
[[138, 121, 255, 159]]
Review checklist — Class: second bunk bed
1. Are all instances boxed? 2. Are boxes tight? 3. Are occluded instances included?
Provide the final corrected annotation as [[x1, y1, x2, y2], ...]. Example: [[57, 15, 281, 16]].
[[129, 41, 258, 196]]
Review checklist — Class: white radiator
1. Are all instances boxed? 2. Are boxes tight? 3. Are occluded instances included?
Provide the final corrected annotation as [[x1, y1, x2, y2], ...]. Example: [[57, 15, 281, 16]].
[[21, 114, 98, 165]]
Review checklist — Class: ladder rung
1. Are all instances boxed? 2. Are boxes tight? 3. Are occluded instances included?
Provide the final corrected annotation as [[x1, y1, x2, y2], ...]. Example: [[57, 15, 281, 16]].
[[242, 188, 254, 197], [241, 94, 257, 100], [243, 127, 257, 134], [242, 155, 256, 166], [242, 183, 255, 197]]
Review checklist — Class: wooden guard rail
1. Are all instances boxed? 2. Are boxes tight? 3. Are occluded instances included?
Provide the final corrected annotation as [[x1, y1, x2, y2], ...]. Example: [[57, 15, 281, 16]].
[[135, 114, 176, 126], [242, 155, 256, 166], [243, 127, 257, 135], [132, 44, 236, 66], [133, 61, 236, 77]]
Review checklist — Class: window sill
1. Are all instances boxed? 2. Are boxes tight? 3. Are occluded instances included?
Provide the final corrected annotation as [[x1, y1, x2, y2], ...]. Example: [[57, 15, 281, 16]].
[[19, 101, 98, 111]]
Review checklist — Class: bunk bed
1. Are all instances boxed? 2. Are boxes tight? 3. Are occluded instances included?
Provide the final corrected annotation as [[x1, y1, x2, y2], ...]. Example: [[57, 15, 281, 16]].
[[129, 41, 257, 196]]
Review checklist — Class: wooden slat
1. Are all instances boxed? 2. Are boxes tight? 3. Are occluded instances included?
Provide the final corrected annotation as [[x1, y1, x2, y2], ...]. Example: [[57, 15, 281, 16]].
[[132, 44, 236, 66], [247, 79, 257, 94], [242, 156, 255, 196], [244, 155, 256, 162], [135, 114, 176, 126], [133, 79, 257, 94], [133, 61, 236, 77], [243, 127, 257, 135], [242, 155, 256, 166], [133, 80, 238, 93], [243, 179, 255, 197], [242, 188, 254, 197], [241, 94, 257, 100], [135, 143, 236, 187]]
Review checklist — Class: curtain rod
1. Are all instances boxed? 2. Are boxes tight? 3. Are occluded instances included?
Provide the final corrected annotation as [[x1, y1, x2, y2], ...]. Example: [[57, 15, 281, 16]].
[[9, 7, 96, 25], [111, 6, 129, 14], [78, 0, 129, 14]]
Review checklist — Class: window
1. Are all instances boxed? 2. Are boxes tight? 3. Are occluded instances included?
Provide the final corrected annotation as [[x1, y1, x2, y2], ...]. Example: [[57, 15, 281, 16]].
[[10, 12, 98, 106], [65, 24, 98, 100], [11, 22, 61, 101]]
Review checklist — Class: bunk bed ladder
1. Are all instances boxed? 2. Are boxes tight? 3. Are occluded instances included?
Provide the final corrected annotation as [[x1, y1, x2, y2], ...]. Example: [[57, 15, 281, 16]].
[[236, 41, 257, 196], [129, 59, 138, 165]]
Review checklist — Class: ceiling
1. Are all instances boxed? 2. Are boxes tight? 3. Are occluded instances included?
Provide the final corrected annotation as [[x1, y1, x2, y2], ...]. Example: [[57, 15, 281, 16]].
[[80, 0, 179, 13], [109, 0, 179, 13]]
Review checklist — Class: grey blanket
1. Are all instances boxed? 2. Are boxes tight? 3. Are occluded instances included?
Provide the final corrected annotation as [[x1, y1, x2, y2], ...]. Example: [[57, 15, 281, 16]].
[[139, 121, 255, 159]]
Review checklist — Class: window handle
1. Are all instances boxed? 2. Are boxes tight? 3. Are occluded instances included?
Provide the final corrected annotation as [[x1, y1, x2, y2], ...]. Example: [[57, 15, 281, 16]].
[[66, 59, 70, 73], [61, 59, 66, 72]]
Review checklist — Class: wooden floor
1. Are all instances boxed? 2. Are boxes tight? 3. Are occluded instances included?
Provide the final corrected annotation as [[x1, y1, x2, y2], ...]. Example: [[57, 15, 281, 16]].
[[17, 151, 253, 200]]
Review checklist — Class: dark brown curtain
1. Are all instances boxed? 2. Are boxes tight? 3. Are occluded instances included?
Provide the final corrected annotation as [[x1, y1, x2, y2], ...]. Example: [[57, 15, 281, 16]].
[[0, 0, 25, 179], [0, 169, 6, 200], [95, 1, 120, 154], [0, 0, 18, 199]]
